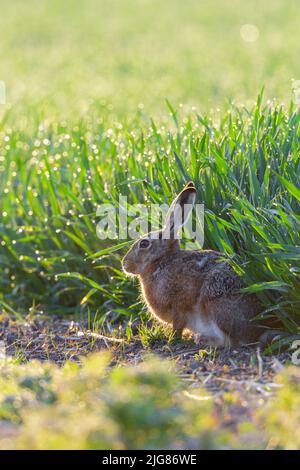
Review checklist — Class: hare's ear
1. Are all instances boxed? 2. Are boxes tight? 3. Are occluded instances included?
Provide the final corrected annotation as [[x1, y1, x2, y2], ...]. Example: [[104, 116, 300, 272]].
[[162, 182, 196, 239]]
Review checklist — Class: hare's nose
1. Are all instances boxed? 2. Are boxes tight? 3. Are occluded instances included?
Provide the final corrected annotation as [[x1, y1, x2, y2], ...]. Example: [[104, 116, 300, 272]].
[[122, 259, 132, 273], [123, 259, 129, 269]]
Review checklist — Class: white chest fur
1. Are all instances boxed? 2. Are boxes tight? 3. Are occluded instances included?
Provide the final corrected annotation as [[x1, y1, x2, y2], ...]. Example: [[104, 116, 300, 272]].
[[186, 311, 228, 346]]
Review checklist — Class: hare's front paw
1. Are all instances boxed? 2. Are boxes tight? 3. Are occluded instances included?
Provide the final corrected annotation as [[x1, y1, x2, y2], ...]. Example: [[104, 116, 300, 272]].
[[193, 333, 214, 346], [193, 333, 202, 345], [193, 334, 228, 348]]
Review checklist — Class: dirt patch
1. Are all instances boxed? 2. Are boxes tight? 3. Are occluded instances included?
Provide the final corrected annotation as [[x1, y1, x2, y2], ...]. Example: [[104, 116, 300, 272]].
[[0, 313, 117, 364], [0, 314, 292, 430]]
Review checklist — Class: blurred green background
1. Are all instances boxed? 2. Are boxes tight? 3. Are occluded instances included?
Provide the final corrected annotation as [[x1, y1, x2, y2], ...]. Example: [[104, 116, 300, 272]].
[[1, 0, 299, 118]]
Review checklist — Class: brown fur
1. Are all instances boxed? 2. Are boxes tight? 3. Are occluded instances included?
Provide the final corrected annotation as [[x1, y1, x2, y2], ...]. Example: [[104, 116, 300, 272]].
[[122, 182, 269, 347]]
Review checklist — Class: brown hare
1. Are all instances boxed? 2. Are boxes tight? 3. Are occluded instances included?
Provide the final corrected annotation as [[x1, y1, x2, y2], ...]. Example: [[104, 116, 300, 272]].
[[122, 182, 270, 347]]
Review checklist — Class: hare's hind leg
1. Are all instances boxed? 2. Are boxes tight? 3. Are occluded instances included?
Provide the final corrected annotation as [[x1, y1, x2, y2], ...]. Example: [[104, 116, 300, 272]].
[[206, 296, 263, 345], [186, 307, 229, 347]]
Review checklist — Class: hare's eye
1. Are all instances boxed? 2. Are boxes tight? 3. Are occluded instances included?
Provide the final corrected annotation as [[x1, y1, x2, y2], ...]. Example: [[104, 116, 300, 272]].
[[139, 239, 150, 249]]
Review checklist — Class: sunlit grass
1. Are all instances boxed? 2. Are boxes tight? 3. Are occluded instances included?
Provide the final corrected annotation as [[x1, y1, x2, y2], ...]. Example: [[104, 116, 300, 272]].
[[0, 0, 299, 344], [0, 0, 299, 451], [0, 94, 299, 346]]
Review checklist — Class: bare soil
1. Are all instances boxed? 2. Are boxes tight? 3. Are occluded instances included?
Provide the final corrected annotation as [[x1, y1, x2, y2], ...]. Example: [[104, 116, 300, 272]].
[[0, 313, 292, 430]]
